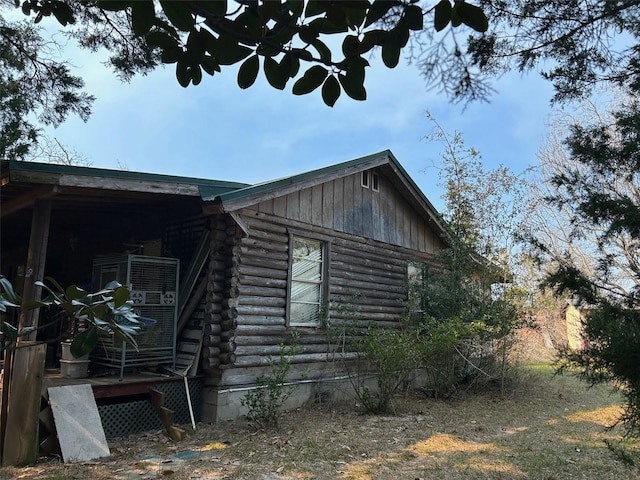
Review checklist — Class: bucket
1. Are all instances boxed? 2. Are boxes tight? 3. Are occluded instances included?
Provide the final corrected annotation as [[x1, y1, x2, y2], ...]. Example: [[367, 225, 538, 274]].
[[61, 341, 89, 361], [60, 359, 90, 379]]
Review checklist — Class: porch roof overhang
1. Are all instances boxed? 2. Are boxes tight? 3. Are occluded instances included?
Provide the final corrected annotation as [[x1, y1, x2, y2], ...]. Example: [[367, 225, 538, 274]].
[[0, 160, 248, 255]]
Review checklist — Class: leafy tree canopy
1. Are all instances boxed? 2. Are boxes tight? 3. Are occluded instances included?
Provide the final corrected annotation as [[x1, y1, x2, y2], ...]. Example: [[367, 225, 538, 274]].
[[3, 0, 640, 160]]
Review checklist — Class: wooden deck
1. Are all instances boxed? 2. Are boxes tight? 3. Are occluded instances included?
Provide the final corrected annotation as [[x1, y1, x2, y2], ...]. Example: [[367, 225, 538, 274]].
[[42, 369, 188, 399]]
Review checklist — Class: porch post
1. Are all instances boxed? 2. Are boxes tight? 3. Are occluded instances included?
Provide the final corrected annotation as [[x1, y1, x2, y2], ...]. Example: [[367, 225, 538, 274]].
[[1, 199, 52, 465], [17, 198, 52, 339]]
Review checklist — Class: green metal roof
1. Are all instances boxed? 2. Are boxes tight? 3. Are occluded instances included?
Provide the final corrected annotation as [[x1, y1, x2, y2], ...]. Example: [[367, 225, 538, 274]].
[[205, 150, 395, 203], [206, 149, 442, 217], [4, 159, 250, 198]]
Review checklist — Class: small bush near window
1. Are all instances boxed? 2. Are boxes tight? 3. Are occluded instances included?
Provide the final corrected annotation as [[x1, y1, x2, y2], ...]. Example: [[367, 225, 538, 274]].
[[241, 333, 302, 429]]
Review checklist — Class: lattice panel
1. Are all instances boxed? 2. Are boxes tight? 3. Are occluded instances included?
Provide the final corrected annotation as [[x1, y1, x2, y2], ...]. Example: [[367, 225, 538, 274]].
[[97, 379, 203, 438]]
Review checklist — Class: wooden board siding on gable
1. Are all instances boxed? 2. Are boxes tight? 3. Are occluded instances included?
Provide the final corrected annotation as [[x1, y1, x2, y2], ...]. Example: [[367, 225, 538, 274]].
[[256, 172, 443, 254]]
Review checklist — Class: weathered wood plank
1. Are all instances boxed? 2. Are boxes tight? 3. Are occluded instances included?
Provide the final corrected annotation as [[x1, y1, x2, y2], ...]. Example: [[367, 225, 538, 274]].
[[331, 259, 406, 279], [238, 264, 288, 279], [331, 276, 406, 294], [298, 187, 312, 224], [237, 295, 286, 308], [286, 190, 300, 219], [239, 236, 288, 252], [321, 180, 334, 229], [237, 285, 286, 298], [235, 343, 330, 357], [236, 314, 286, 326], [238, 275, 287, 289], [333, 177, 345, 231], [2, 342, 47, 466]]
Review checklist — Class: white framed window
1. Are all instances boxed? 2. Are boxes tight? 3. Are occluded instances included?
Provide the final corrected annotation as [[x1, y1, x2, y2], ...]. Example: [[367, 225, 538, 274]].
[[372, 172, 380, 192], [288, 235, 326, 327], [361, 170, 370, 188]]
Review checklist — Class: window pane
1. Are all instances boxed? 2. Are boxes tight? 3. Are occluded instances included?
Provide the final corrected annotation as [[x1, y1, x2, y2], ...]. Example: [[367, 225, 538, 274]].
[[291, 281, 321, 304], [291, 302, 320, 325], [290, 236, 323, 326]]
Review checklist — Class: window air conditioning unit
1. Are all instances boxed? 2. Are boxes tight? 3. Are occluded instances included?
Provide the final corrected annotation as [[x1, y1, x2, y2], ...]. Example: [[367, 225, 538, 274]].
[[91, 255, 179, 375]]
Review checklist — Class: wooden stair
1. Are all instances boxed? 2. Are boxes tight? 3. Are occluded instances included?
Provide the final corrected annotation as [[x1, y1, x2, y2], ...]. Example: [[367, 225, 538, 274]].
[[150, 389, 184, 442]]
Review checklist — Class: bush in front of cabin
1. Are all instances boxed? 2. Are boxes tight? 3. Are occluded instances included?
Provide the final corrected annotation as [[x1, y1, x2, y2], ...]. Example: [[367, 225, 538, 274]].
[[346, 326, 420, 414], [241, 333, 302, 429]]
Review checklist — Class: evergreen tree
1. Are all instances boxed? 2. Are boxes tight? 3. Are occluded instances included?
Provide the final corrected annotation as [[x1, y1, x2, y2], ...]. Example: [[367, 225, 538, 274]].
[[539, 97, 640, 436]]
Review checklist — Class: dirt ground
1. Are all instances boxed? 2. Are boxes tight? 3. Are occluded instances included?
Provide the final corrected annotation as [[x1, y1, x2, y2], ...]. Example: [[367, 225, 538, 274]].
[[3, 364, 640, 480]]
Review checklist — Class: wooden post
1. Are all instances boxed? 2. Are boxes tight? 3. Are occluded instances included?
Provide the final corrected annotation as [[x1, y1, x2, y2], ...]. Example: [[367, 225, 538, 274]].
[[2, 342, 47, 466], [18, 199, 52, 340], [1, 199, 52, 465]]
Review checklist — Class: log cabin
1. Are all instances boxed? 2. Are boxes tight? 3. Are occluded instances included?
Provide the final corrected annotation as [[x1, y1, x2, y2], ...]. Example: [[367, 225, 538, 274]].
[[0, 150, 451, 432]]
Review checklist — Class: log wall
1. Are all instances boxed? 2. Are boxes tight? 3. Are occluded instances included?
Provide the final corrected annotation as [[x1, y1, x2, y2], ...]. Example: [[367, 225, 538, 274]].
[[201, 202, 442, 387]]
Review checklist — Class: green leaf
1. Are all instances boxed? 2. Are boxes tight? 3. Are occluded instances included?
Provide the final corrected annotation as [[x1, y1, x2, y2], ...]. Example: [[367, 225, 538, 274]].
[[113, 325, 139, 351], [344, 2, 369, 29], [0, 277, 19, 304], [309, 17, 347, 35], [292, 65, 328, 95], [264, 56, 287, 90], [298, 25, 319, 44], [338, 73, 366, 100], [161, 47, 181, 64], [364, 0, 400, 28], [131, 0, 155, 36], [176, 60, 190, 87], [451, 5, 462, 27], [321, 75, 340, 107], [191, 65, 203, 85], [1, 322, 18, 344], [146, 31, 178, 49], [201, 55, 220, 75], [216, 34, 253, 65], [113, 286, 130, 309], [260, 0, 280, 21], [456, 2, 488, 33], [287, 0, 304, 17], [186, 29, 207, 64], [66, 284, 87, 301], [311, 39, 332, 63], [238, 55, 260, 89], [199, 0, 227, 16], [359, 29, 386, 54], [381, 42, 401, 68], [434, 0, 452, 32], [404, 5, 423, 31], [159, 0, 194, 32], [51, 2, 75, 26], [304, 0, 326, 18], [280, 52, 300, 79], [96, 1, 131, 12], [70, 326, 98, 358], [292, 48, 313, 61], [325, 4, 347, 28], [342, 35, 360, 58]]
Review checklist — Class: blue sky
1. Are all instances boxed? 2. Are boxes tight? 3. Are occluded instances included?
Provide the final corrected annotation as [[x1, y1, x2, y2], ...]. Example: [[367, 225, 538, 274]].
[[39, 19, 557, 213]]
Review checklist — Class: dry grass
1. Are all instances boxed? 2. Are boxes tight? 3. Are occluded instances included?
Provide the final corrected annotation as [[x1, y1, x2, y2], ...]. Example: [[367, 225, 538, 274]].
[[2, 363, 639, 480]]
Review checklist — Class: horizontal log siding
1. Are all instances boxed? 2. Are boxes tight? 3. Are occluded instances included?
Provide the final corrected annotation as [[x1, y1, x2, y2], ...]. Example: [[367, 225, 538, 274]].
[[230, 217, 297, 373], [209, 209, 438, 387], [256, 171, 444, 253], [201, 215, 240, 372]]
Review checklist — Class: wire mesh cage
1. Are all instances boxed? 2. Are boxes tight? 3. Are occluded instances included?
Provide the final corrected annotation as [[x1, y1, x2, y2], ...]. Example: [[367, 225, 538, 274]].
[[91, 255, 179, 373]]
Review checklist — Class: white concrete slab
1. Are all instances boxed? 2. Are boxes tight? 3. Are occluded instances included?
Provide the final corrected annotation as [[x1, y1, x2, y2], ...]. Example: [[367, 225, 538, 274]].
[[48, 384, 110, 463]]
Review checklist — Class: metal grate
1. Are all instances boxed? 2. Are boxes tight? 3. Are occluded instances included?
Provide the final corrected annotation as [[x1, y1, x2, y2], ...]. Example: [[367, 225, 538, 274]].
[[91, 255, 179, 372], [97, 378, 203, 438]]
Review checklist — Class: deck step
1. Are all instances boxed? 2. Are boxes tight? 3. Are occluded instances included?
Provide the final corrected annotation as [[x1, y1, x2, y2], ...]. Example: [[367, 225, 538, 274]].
[[150, 389, 184, 441]]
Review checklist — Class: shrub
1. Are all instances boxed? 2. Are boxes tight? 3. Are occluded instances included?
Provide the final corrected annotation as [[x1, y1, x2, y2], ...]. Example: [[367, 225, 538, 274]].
[[349, 327, 419, 414], [241, 333, 301, 429]]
